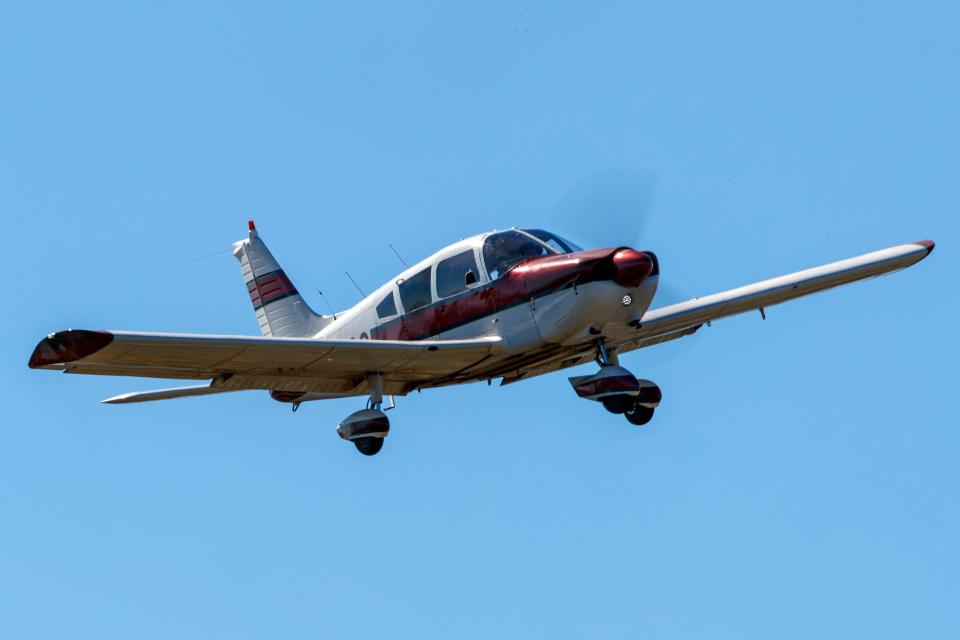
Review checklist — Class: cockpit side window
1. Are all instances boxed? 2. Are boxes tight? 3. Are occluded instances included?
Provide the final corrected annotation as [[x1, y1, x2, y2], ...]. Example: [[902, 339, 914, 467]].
[[397, 267, 432, 312], [376, 291, 398, 319], [522, 228, 584, 253], [482, 230, 552, 280], [436, 249, 480, 298]]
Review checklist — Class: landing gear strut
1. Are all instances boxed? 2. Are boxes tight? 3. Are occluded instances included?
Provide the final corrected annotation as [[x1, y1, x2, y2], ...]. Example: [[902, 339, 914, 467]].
[[568, 340, 662, 426]]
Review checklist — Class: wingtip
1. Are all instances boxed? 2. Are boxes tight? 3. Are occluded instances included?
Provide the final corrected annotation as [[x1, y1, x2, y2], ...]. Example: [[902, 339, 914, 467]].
[[29, 330, 114, 369], [913, 239, 935, 256]]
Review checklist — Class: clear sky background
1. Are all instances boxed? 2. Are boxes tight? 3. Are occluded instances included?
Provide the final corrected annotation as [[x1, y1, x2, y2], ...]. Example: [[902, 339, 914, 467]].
[[1, 1, 957, 638]]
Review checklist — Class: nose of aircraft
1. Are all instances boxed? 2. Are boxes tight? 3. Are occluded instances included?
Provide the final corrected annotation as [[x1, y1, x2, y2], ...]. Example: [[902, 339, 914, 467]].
[[513, 247, 659, 295], [611, 249, 657, 287]]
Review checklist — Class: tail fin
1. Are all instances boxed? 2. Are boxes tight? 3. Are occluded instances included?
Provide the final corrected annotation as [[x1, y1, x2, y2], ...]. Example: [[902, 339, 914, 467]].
[[232, 221, 332, 337]]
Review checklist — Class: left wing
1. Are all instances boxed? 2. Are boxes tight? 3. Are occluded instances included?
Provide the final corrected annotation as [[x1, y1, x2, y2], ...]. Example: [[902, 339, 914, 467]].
[[29, 330, 505, 396], [612, 239, 934, 354]]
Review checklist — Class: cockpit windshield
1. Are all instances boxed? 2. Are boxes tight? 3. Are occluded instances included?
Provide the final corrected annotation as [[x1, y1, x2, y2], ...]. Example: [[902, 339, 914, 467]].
[[482, 230, 554, 280], [522, 229, 584, 254]]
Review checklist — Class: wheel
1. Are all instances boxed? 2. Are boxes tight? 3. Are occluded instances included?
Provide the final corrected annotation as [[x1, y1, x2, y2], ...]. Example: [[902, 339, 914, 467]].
[[353, 436, 384, 456], [625, 404, 654, 426], [602, 394, 635, 414]]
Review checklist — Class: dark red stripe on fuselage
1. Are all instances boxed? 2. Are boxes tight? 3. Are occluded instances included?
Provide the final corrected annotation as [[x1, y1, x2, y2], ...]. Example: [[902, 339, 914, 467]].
[[247, 270, 299, 310], [371, 247, 654, 341], [372, 274, 529, 340]]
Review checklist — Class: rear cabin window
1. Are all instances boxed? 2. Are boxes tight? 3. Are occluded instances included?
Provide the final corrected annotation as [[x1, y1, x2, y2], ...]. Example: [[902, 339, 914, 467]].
[[436, 250, 480, 298], [398, 267, 432, 312], [376, 292, 398, 319]]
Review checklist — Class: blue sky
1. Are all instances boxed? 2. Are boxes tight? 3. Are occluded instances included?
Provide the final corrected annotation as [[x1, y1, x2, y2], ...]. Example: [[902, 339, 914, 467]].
[[2, 1, 957, 637]]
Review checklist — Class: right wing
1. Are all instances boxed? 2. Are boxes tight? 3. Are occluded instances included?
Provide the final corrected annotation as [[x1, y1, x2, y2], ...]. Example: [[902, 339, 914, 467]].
[[613, 239, 934, 354], [29, 330, 505, 396]]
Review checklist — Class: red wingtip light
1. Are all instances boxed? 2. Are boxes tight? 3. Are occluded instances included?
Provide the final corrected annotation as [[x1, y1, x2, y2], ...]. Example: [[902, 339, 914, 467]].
[[913, 239, 935, 256], [248, 220, 256, 231]]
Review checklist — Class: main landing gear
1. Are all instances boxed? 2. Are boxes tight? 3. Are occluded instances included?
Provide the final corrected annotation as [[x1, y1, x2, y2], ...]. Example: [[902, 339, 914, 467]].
[[568, 341, 662, 426], [337, 374, 390, 456]]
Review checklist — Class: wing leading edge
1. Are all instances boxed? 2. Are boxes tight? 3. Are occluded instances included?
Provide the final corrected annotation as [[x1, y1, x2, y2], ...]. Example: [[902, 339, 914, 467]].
[[613, 239, 934, 354]]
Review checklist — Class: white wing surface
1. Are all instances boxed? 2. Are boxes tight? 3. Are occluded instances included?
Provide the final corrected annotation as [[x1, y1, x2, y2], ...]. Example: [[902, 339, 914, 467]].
[[615, 239, 934, 353], [29, 330, 505, 396]]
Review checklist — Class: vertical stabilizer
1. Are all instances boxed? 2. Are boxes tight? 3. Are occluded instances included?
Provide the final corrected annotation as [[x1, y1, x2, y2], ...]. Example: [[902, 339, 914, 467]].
[[232, 221, 331, 337]]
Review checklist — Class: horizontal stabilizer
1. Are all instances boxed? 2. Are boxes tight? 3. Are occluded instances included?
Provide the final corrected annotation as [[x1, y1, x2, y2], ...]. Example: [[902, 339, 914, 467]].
[[102, 384, 242, 404]]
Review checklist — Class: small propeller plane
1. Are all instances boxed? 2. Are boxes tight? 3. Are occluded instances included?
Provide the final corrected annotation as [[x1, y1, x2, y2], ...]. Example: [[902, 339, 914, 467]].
[[29, 222, 935, 455]]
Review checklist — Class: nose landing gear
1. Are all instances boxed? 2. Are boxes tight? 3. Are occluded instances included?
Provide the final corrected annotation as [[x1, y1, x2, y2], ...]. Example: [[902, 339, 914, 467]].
[[624, 382, 662, 425], [568, 341, 662, 426], [625, 404, 654, 425]]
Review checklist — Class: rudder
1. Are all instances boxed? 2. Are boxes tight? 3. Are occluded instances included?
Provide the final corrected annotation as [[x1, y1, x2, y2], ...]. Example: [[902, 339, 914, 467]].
[[232, 221, 331, 337]]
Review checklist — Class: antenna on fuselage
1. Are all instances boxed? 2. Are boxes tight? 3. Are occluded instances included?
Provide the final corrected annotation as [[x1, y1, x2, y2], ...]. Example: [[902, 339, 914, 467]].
[[344, 271, 367, 299], [315, 288, 338, 320], [388, 244, 409, 268]]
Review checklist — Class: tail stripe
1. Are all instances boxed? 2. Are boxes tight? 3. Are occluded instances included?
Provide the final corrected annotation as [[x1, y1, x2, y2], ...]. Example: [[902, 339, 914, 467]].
[[247, 270, 299, 310]]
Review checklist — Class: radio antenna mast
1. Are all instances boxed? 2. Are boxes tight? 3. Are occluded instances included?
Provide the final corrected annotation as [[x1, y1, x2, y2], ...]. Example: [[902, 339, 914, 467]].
[[315, 288, 338, 320], [388, 244, 409, 268], [344, 271, 366, 299]]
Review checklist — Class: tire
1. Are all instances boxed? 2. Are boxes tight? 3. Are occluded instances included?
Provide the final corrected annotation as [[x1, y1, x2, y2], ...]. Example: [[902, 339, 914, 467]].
[[353, 436, 384, 456], [602, 395, 635, 414], [625, 404, 654, 426]]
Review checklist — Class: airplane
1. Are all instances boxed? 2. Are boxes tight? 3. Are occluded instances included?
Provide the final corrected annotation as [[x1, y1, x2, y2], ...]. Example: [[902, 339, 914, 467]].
[[29, 221, 935, 456]]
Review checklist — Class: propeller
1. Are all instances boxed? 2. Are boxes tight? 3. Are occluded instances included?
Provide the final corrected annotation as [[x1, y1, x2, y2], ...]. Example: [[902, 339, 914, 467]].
[[551, 168, 658, 252], [547, 168, 700, 362], [548, 168, 692, 305]]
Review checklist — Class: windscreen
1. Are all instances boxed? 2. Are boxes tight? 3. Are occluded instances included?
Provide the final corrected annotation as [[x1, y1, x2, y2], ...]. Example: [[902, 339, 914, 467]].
[[522, 228, 583, 253], [482, 230, 553, 280]]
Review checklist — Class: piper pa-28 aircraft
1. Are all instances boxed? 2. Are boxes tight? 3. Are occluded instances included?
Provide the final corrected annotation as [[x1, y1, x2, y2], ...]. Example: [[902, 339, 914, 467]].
[[29, 222, 935, 455]]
